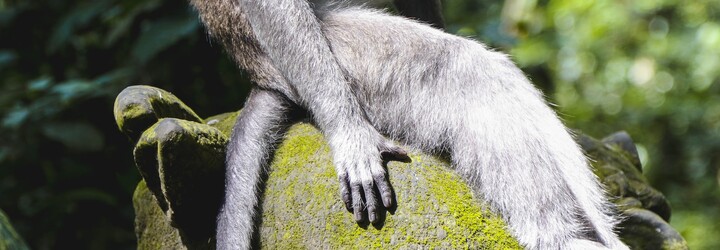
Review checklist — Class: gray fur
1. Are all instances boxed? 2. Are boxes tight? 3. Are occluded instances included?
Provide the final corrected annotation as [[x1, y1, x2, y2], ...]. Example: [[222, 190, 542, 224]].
[[188, 0, 629, 249], [321, 8, 627, 249], [217, 88, 302, 249]]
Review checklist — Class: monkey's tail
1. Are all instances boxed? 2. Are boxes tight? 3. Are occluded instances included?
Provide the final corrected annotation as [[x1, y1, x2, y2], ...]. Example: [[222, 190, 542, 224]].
[[452, 96, 626, 249], [552, 129, 629, 250]]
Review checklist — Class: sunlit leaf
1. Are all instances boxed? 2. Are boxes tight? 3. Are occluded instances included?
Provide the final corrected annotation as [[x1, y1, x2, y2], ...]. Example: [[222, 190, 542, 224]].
[[511, 38, 552, 66], [28, 77, 51, 92], [2, 108, 29, 129], [50, 80, 95, 103]]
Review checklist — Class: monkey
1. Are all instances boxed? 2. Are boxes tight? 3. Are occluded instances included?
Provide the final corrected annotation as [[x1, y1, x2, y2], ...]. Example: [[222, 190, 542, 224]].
[[191, 1, 432, 247], [187, 0, 630, 249]]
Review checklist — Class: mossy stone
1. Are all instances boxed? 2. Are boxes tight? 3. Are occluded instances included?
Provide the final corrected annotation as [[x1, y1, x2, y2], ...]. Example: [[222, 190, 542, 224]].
[[117, 85, 687, 249]]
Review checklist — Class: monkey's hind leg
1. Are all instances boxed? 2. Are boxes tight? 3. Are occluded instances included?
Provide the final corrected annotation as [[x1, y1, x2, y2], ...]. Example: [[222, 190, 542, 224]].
[[216, 89, 299, 250]]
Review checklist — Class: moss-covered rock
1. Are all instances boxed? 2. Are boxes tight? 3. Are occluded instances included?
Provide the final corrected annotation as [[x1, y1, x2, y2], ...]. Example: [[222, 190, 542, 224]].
[[257, 123, 520, 249], [129, 113, 520, 249], [133, 180, 186, 250], [579, 132, 688, 250], [116, 85, 687, 249], [114, 85, 202, 142], [133, 118, 226, 249]]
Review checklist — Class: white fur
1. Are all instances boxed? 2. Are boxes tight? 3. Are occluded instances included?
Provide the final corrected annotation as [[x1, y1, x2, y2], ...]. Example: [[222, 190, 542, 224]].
[[320, 8, 628, 250], [198, 0, 630, 249]]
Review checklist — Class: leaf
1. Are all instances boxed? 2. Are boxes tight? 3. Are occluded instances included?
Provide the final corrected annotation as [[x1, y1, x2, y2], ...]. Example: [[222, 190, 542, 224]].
[[50, 80, 95, 103], [0, 148, 7, 164], [47, 0, 112, 53], [28, 77, 52, 92], [92, 68, 131, 86], [0, 6, 20, 26], [41, 121, 105, 152], [2, 108, 29, 129], [131, 15, 199, 63], [0, 50, 16, 69], [511, 38, 553, 66], [59, 188, 117, 206], [105, 0, 163, 46], [0, 210, 30, 250]]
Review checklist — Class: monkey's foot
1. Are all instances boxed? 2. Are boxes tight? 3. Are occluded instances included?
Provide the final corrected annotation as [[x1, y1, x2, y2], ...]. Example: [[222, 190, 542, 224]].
[[328, 129, 410, 226]]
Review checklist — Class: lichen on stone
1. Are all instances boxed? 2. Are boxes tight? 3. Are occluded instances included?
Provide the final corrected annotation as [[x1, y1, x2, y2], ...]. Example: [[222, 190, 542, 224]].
[[257, 123, 520, 249], [117, 85, 688, 249]]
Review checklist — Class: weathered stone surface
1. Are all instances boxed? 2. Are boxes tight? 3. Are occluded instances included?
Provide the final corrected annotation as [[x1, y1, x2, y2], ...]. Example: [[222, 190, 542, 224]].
[[256, 123, 520, 249], [130, 112, 520, 249], [114, 85, 202, 141], [579, 132, 688, 250], [133, 180, 186, 250], [619, 208, 687, 250], [133, 118, 226, 249], [116, 85, 688, 249]]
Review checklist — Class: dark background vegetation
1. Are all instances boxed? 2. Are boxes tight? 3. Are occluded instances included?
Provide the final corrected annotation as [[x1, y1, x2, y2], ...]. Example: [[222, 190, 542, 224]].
[[0, 0, 717, 249]]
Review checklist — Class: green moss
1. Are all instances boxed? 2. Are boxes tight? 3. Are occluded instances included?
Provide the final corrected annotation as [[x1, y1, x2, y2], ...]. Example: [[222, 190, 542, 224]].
[[113, 101, 145, 130], [256, 123, 518, 248], [119, 87, 519, 248], [662, 239, 690, 250], [114, 85, 202, 141], [122, 87, 685, 249], [424, 162, 521, 249], [133, 180, 185, 250], [261, 123, 331, 249], [204, 111, 240, 136]]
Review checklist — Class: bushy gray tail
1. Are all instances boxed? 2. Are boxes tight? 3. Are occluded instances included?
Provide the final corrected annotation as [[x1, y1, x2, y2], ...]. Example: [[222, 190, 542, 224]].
[[452, 99, 626, 249]]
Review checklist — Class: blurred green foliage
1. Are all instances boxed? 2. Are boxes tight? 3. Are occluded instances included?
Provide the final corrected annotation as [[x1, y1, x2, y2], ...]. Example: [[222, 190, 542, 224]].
[[0, 0, 717, 249], [443, 0, 720, 249], [521, 1, 720, 249], [0, 0, 248, 249]]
